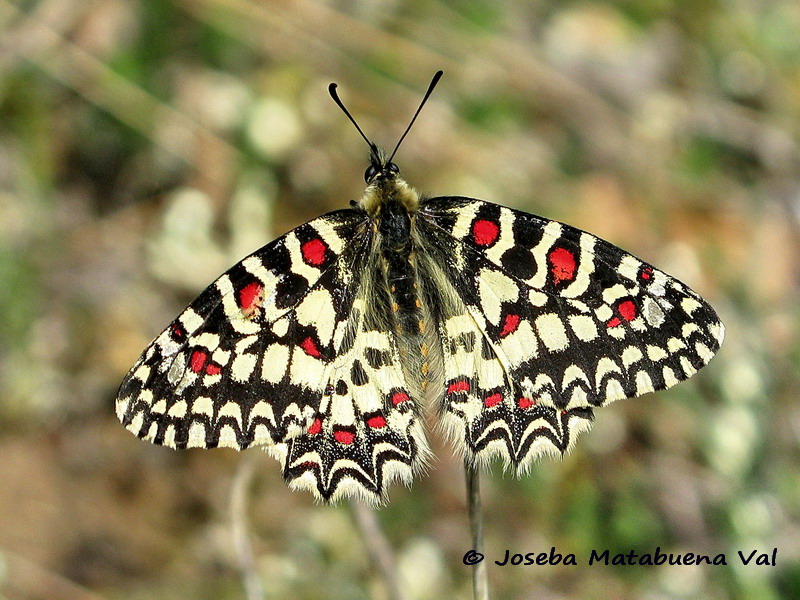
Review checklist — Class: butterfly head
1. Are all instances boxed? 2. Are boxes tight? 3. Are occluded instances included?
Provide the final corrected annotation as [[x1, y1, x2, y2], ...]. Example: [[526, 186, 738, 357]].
[[364, 153, 400, 184], [359, 156, 418, 215]]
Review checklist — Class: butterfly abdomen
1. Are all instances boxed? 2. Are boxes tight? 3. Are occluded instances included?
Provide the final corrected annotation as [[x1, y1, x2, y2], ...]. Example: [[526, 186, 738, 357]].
[[371, 194, 445, 403]]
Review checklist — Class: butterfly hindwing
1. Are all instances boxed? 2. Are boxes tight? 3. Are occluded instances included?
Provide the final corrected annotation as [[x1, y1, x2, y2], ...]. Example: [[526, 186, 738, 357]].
[[271, 297, 430, 502], [418, 197, 724, 470]]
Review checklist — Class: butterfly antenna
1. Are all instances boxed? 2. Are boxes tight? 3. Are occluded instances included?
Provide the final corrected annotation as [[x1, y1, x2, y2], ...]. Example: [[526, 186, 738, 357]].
[[387, 70, 443, 164], [328, 82, 381, 164]]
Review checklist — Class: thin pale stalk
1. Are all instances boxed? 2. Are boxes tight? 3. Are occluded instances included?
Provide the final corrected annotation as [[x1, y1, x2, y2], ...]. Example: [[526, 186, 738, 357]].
[[465, 461, 489, 600], [231, 454, 266, 600], [349, 501, 405, 600]]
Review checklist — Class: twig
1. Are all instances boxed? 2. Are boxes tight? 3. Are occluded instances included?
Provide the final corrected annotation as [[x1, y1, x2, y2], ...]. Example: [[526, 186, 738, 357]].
[[349, 501, 405, 600], [230, 453, 266, 600], [465, 461, 489, 600]]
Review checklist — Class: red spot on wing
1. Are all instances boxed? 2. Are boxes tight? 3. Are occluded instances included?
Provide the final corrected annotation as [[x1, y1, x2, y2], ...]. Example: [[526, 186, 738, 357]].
[[189, 350, 208, 373], [205, 363, 222, 375], [334, 429, 355, 445], [299, 461, 317, 468], [472, 219, 500, 246], [517, 397, 535, 409], [447, 380, 470, 394], [366, 415, 387, 429], [618, 300, 637, 322], [301, 238, 328, 267], [640, 266, 653, 281], [171, 324, 186, 339], [484, 393, 503, 407], [499, 313, 521, 337], [238, 282, 264, 314], [307, 418, 322, 435], [300, 337, 321, 358], [391, 392, 410, 405], [548, 247, 577, 285], [607, 299, 637, 328]]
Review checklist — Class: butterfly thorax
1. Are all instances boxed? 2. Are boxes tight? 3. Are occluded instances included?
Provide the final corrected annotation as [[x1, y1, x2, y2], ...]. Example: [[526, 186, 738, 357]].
[[358, 169, 420, 216]]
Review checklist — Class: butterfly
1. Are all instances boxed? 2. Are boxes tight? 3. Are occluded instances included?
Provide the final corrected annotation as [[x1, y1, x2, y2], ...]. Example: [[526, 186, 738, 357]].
[[116, 72, 724, 504]]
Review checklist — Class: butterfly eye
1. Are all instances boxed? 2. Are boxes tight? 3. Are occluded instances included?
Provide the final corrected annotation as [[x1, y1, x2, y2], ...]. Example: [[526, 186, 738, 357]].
[[386, 162, 400, 174], [364, 164, 380, 183]]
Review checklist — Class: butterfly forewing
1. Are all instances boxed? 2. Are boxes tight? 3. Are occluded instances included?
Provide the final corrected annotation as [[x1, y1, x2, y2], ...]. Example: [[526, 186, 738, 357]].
[[117, 209, 371, 451], [418, 197, 724, 471]]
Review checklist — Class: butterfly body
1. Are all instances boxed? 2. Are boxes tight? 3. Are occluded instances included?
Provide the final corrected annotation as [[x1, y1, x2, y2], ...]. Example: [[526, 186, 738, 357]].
[[376, 201, 421, 334]]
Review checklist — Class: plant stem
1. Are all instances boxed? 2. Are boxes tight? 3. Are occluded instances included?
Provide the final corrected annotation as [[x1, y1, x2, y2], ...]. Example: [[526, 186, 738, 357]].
[[231, 454, 266, 600], [349, 501, 405, 600], [465, 461, 489, 600]]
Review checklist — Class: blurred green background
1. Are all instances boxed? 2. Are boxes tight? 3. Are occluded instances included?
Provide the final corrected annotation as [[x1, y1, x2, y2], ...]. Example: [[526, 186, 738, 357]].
[[1, 0, 798, 599]]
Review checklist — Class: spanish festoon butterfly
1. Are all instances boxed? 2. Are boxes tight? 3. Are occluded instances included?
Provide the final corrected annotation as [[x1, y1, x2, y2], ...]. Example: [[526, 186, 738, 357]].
[[117, 71, 724, 503]]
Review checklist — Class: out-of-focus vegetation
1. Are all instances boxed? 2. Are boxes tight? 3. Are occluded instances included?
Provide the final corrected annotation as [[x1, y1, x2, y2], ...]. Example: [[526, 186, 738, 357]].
[[1, 1, 798, 599]]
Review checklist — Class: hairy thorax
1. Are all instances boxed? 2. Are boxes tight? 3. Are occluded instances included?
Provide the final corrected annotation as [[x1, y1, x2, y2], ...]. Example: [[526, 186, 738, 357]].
[[358, 175, 420, 216]]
